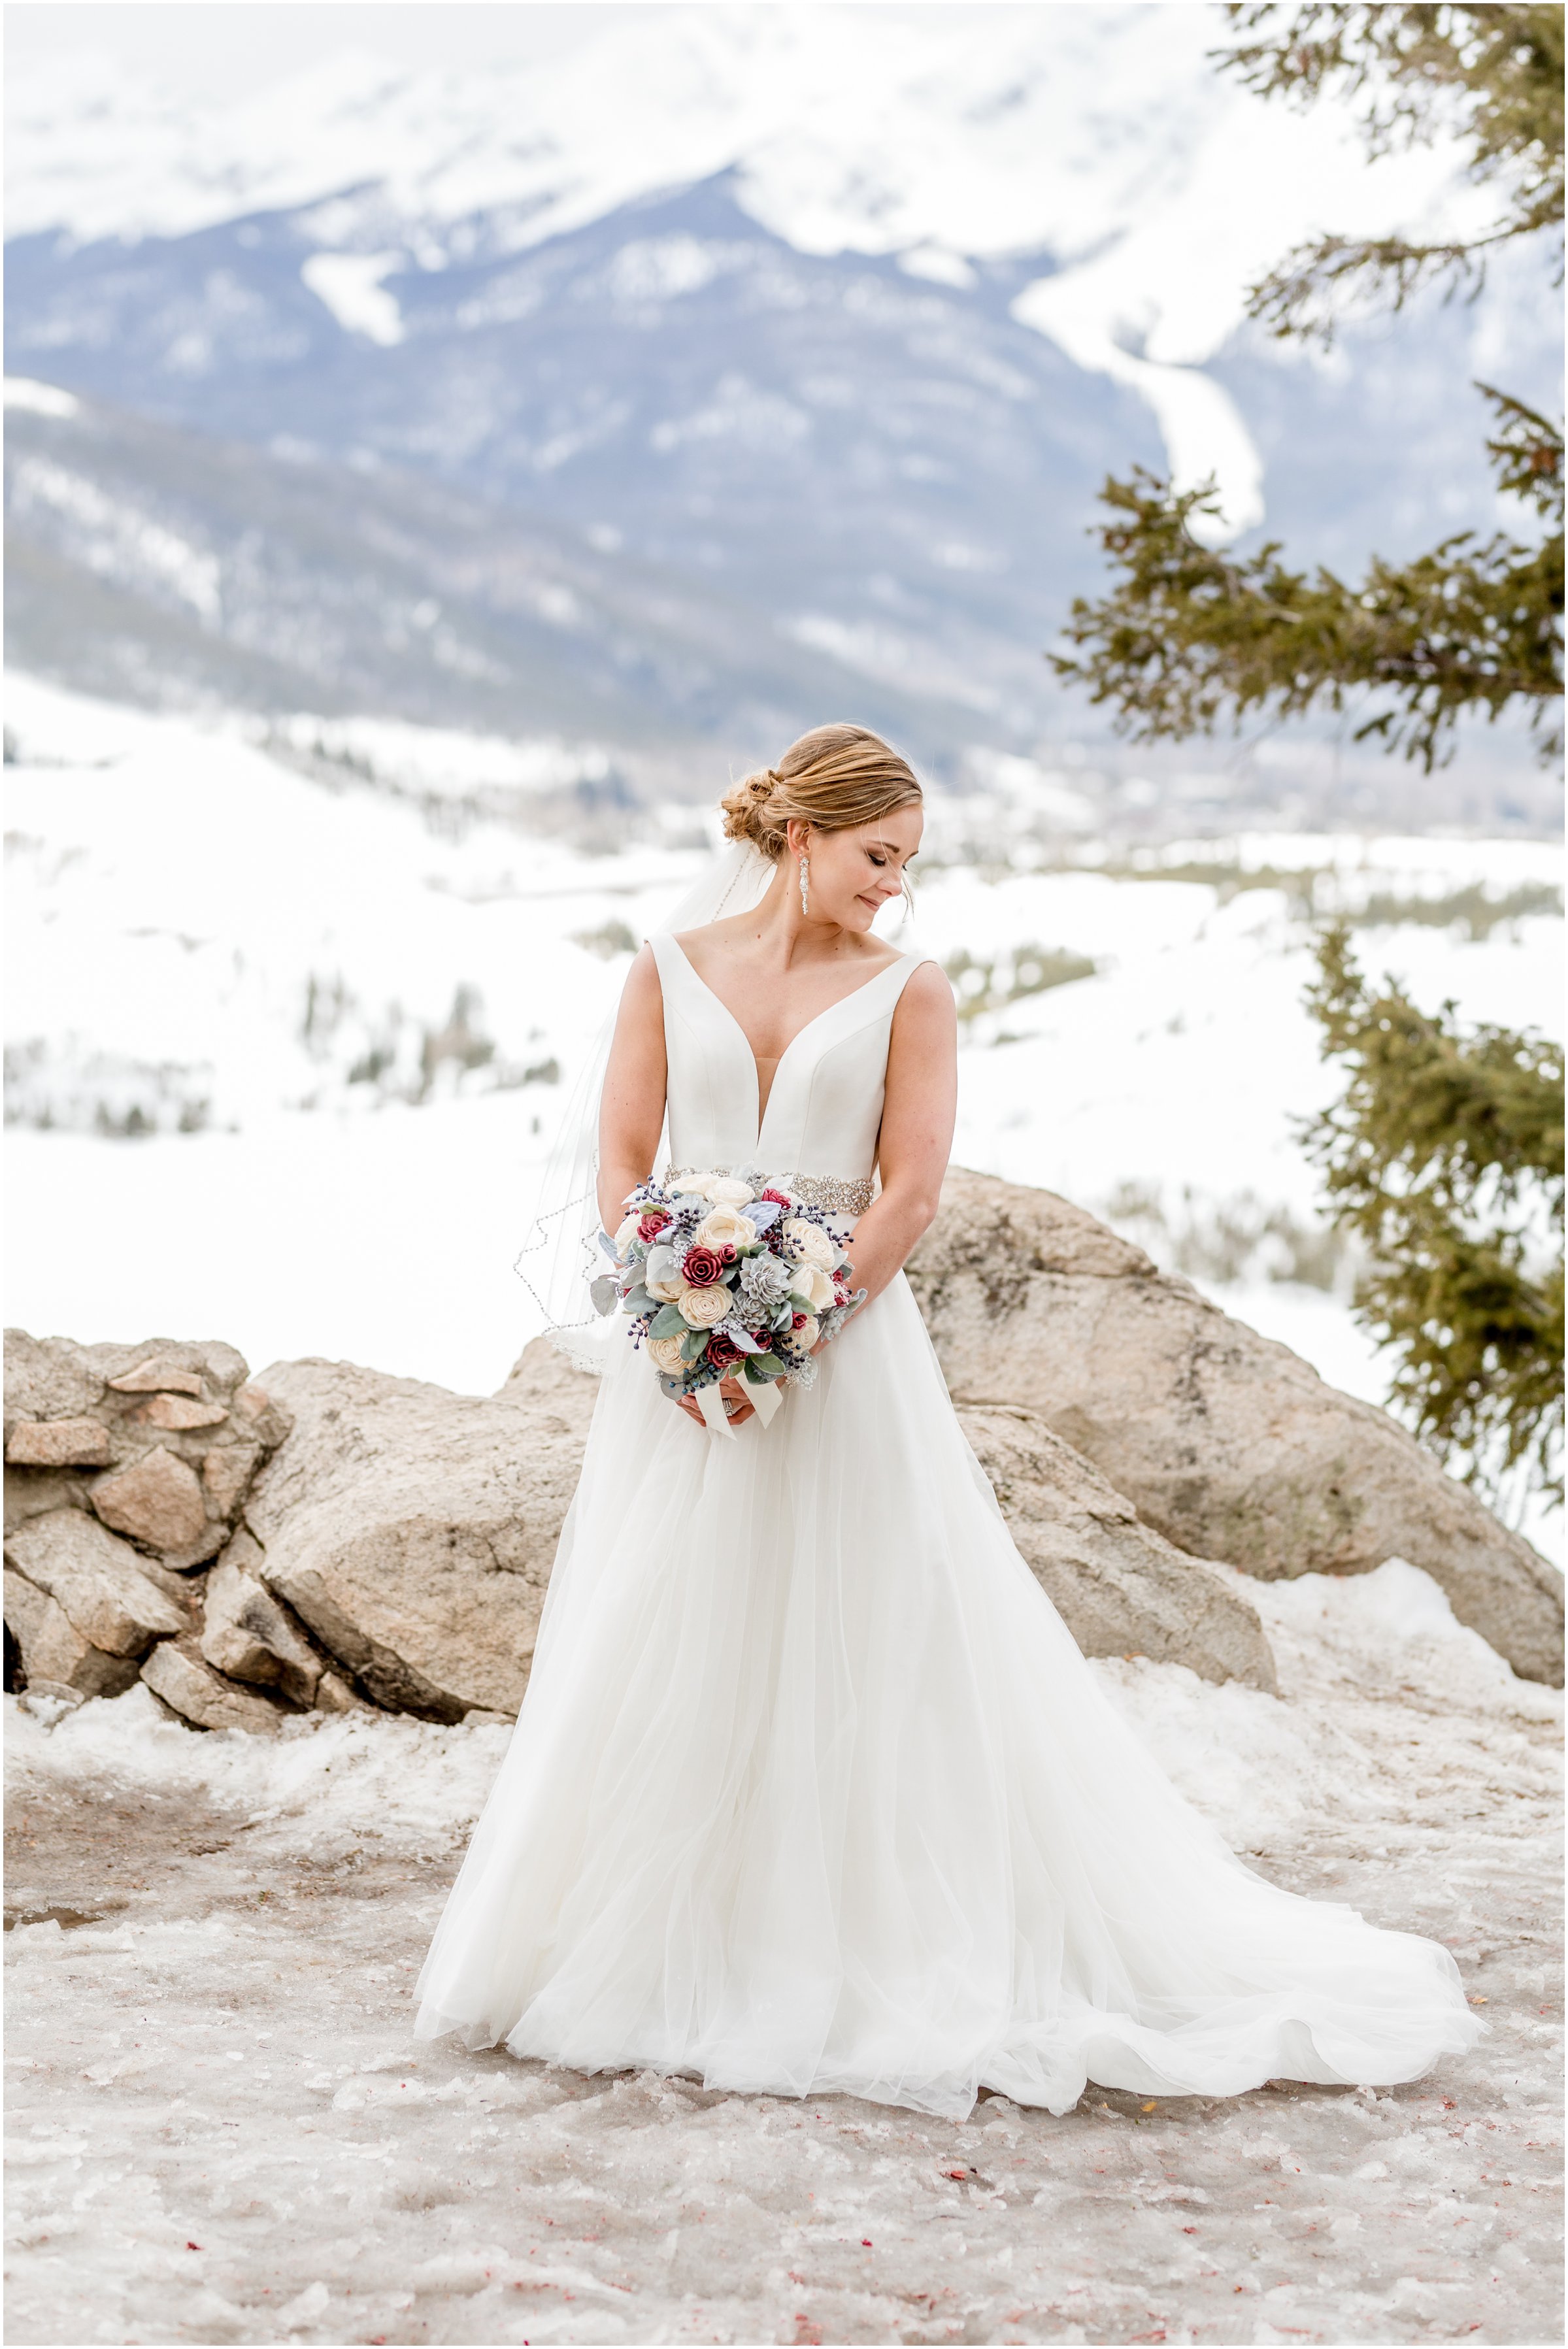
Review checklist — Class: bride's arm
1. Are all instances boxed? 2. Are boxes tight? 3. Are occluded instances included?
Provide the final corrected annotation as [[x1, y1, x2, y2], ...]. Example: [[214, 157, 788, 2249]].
[[840, 961, 958, 1308], [596, 946, 668, 1233]]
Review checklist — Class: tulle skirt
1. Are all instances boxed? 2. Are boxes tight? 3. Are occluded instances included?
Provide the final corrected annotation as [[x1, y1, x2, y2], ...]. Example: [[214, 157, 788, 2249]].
[[414, 1274, 1480, 2119]]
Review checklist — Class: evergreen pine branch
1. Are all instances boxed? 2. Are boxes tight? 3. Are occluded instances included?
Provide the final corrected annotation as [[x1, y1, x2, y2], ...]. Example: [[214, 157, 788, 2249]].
[[1049, 452, 1563, 771], [1301, 929, 1564, 1496], [1214, 5, 1565, 335], [1480, 383, 1565, 520]]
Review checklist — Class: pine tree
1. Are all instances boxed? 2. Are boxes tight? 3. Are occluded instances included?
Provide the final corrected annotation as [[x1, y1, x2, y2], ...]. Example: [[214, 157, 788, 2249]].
[[1054, 5, 1563, 1501], [1303, 929, 1563, 1499], [1053, 5, 1563, 771]]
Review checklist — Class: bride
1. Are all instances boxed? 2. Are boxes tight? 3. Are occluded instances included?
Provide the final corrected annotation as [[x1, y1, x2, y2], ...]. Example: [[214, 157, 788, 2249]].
[[416, 723, 1479, 2119]]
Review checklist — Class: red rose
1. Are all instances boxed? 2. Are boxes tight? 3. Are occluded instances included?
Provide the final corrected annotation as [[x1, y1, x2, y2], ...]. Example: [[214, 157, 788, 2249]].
[[791, 1311, 809, 1329], [718, 1243, 738, 1264], [637, 1211, 670, 1242], [707, 1331, 743, 1369], [682, 1245, 724, 1288], [759, 1188, 793, 1207]]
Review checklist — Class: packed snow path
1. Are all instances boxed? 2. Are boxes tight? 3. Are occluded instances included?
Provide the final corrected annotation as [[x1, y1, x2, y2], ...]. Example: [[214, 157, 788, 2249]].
[[6, 1563, 1560, 2347]]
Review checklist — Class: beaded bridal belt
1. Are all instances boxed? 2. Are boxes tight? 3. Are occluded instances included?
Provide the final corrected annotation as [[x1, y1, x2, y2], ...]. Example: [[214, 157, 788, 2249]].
[[663, 1165, 875, 1216]]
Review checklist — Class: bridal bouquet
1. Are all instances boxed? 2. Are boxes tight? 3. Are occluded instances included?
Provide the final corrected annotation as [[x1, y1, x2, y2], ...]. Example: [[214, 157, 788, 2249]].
[[592, 1169, 866, 1416]]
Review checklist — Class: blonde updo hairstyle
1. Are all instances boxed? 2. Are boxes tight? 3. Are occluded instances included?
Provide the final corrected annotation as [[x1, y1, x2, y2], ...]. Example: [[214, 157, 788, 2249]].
[[720, 724, 922, 861]]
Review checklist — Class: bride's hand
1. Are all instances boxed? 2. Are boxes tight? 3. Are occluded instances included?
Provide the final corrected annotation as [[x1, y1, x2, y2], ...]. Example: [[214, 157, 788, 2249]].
[[675, 1374, 758, 1429]]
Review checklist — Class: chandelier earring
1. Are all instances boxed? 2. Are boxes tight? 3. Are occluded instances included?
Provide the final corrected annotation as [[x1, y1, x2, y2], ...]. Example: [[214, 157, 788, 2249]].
[[799, 852, 810, 916], [900, 868, 916, 923]]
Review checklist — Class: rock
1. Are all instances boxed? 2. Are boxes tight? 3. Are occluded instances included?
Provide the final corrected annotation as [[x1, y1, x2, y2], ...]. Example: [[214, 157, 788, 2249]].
[[244, 1342, 599, 1719], [141, 1639, 287, 1735], [909, 1169, 1564, 1686], [233, 1384, 292, 1449], [201, 1442, 261, 1516], [4, 1509, 190, 1655], [5, 1467, 92, 1537], [129, 1395, 229, 1431], [107, 1356, 206, 1395], [499, 1338, 607, 1425], [3, 1569, 142, 1699], [3, 1331, 109, 1429], [3, 1333, 291, 1561], [956, 1404, 1276, 1691], [200, 1541, 324, 1707], [313, 1667, 368, 1713], [90, 1446, 212, 1561], [5, 1419, 113, 1467]]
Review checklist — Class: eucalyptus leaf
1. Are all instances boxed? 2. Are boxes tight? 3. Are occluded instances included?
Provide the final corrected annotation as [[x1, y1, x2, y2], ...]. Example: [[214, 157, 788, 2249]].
[[746, 1352, 787, 1382], [588, 1275, 620, 1316], [650, 1303, 688, 1339]]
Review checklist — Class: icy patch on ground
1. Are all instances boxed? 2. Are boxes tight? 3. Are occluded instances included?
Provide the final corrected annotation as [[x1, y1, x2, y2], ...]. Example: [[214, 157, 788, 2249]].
[[5, 1564, 1560, 2344], [7, 1686, 512, 1867]]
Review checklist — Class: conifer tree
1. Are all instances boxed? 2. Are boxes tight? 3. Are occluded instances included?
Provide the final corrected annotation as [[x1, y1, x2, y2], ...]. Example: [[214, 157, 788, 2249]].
[[1054, 5, 1563, 771], [1304, 929, 1563, 1498], [1056, 5, 1563, 1501]]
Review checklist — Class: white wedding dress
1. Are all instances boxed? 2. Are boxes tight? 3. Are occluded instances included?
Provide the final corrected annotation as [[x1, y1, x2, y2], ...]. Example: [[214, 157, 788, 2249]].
[[415, 931, 1480, 2118]]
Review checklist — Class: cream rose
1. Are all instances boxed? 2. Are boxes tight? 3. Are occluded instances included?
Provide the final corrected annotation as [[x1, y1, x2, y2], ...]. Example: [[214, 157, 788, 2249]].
[[709, 1175, 756, 1207], [646, 1333, 689, 1374], [673, 1169, 750, 1203], [642, 1246, 685, 1303], [790, 1314, 821, 1352], [678, 1283, 731, 1329], [782, 1218, 836, 1271], [692, 1205, 758, 1250], [614, 1210, 643, 1254], [789, 1263, 835, 1312]]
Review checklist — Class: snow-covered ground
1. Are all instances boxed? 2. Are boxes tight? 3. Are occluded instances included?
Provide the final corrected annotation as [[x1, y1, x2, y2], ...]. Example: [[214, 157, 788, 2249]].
[[5, 1560, 1560, 2346], [7, 673, 1561, 1556]]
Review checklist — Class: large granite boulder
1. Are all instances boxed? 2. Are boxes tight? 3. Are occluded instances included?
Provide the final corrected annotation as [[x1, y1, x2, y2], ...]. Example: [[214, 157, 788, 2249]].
[[233, 1339, 1274, 1718], [957, 1404, 1276, 1691], [908, 1169, 1563, 1686], [241, 1342, 599, 1720]]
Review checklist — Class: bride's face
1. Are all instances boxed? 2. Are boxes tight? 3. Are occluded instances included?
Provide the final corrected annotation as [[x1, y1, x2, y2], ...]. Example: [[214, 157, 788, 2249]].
[[791, 806, 923, 931]]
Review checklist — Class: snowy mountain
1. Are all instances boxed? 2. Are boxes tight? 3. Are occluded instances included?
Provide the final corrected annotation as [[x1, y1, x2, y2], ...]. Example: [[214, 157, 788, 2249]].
[[6, 367, 1036, 765], [5, 5, 1554, 783], [3, 5, 1493, 513]]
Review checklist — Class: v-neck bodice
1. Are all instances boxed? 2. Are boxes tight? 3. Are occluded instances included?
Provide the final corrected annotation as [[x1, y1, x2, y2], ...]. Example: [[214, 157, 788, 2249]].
[[648, 933, 933, 1179]]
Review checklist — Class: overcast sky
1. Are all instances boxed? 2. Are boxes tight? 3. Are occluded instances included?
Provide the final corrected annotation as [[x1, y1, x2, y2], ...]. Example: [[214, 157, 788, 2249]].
[[8, 3, 681, 97], [6, 0, 939, 101]]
